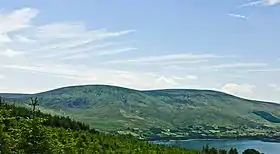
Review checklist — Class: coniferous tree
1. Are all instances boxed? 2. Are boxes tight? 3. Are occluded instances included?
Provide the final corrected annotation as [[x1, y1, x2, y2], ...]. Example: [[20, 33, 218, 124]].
[[242, 149, 261, 154], [19, 97, 52, 154], [0, 110, 10, 154], [229, 148, 239, 154], [219, 149, 228, 154], [208, 147, 218, 154], [202, 144, 210, 154]]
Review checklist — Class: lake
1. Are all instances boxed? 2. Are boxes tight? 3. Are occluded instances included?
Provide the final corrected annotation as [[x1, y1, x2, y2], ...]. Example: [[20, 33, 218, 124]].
[[152, 139, 280, 154]]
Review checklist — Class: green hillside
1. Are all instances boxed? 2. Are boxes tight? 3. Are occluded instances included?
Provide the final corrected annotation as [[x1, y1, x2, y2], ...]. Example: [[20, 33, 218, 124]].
[[2, 85, 280, 140], [1, 97, 262, 153], [0, 98, 202, 154]]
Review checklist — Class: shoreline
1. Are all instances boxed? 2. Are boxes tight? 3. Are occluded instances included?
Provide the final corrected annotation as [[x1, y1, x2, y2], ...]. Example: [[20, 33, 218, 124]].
[[146, 136, 280, 143]]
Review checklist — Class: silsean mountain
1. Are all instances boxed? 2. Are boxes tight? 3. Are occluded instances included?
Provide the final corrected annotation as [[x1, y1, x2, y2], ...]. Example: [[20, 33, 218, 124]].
[[1, 85, 280, 140]]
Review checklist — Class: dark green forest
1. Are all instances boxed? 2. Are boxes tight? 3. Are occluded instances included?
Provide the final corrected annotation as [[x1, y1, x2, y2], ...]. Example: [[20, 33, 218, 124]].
[[0, 97, 261, 154]]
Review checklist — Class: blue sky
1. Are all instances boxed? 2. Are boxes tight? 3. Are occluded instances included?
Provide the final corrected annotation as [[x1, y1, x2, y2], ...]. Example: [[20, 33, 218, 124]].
[[0, 0, 280, 103]]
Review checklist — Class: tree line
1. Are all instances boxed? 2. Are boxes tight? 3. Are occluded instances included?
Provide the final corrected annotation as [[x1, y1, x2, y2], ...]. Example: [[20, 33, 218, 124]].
[[0, 97, 262, 154]]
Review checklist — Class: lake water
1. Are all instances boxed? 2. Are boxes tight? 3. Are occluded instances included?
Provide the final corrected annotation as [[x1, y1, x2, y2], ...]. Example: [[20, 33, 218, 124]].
[[153, 139, 280, 154]]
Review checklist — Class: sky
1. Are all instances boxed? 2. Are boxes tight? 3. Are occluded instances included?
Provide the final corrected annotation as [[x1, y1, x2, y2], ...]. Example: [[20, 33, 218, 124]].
[[0, 0, 280, 103]]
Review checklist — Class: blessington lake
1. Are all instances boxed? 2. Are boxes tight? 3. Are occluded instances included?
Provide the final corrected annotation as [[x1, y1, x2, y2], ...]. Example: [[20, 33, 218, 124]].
[[153, 139, 280, 154]]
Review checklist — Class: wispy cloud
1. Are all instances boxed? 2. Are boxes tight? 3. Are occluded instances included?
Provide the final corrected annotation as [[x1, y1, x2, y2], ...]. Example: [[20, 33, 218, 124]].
[[40, 42, 121, 59], [221, 83, 256, 94], [238, 1, 263, 8], [245, 68, 280, 72], [96, 47, 137, 56], [0, 7, 136, 60], [0, 8, 38, 34], [136, 59, 209, 66], [172, 75, 198, 80], [268, 84, 280, 91], [0, 7, 199, 91], [3, 64, 196, 90], [0, 49, 25, 57], [228, 13, 247, 19], [61, 47, 137, 60], [163, 65, 196, 71], [264, 0, 280, 5], [105, 53, 226, 65], [13, 35, 36, 43], [211, 63, 267, 69], [239, 0, 280, 8]]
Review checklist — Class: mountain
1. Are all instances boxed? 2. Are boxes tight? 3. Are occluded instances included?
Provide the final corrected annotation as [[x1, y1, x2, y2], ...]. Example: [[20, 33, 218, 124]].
[[2, 94, 262, 154], [1, 85, 280, 139]]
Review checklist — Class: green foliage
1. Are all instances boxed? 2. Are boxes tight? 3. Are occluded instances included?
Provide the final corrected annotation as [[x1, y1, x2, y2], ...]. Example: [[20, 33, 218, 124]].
[[202, 145, 238, 154], [0, 99, 200, 154], [229, 148, 239, 154], [219, 149, 228, 154], [18, 117, 52, 154], [0, 96, 264, 154], [242, 149, 261, 154], [1, 102, 96, 133]]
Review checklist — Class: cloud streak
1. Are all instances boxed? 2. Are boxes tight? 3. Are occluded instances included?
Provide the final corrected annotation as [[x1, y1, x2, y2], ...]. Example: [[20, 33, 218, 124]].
[[245, 68, 280, 72], [0, 49, 25, 57], [96, 47, 137, 56], [105, 53, 226, 65], [3, 64, 197, 90], [221, 83, 256, 94], [269, 84, 280, 91], [211, 63, 267, 69], [0, 8, 38, 34], [228, 13, 247, 19], [0, 7, 136, 60], [239, 0, 280, 8]]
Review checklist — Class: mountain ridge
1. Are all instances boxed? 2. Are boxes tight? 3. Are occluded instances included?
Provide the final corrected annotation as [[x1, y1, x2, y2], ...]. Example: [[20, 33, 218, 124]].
[[1, 84, 280, 139], [1, 84, 278, 105]]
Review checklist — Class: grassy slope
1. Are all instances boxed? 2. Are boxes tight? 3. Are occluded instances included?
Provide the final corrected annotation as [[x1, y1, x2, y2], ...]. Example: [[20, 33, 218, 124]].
[[1, 85, 280, 131]]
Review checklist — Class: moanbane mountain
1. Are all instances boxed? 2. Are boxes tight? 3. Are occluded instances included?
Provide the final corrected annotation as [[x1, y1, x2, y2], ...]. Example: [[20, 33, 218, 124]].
[[1, 85, 280, 139]]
